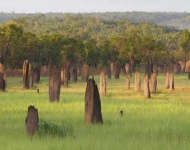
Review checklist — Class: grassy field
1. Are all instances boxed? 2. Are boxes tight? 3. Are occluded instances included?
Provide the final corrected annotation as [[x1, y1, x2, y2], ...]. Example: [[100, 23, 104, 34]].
[[1, 73, 190, 150]]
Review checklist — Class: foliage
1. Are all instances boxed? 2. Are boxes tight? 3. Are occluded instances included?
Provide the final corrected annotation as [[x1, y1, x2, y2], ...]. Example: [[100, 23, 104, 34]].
[[0, 21, 24, 69], [2, 12, 190, 30], [98, 39, 116, 67], [38, 118, 73, 138], [0, 12, 188, 71], [83, 39, 100, 67], [60, 38, 84, 66]]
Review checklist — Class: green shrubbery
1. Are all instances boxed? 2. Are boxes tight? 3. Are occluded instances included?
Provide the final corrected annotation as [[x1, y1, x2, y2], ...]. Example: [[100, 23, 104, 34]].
[[38, 118, 73, 138]]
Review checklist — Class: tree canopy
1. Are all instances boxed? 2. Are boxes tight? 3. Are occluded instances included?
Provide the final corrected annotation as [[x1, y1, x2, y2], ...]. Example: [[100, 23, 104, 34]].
[[0, 13, 189, 72]]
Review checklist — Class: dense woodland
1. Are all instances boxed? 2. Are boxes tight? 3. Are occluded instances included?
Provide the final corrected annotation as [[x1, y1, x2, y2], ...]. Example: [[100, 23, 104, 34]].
[[1, 12, 190, 30], [0, 12, 190, 75]]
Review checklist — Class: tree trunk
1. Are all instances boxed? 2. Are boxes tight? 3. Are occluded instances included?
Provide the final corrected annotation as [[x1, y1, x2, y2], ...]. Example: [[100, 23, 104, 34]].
[[63, 62, 71, 87], [104, 65, 111, 79], [125, 63, 132, 77], [23, 60, 30, 89], [188, 72, 190, 79], [145, 62, 153, 78], [81, 64, 89, 82], [72, 68, 77, 82], [143, 74, 151, 98], [0, 63, 5, 91], [46, 59, 53, 76], [29, 65, 34, 88], [114, 61, 120, 79], [153, 65, 158, 75], [33, 65, 41, 83], [134, 71, 141, 92], [25, 105, 38, 135], [179, 61, 185, 73], [126, 77, 130, 90], [49, 65, 61, 102], [174, 63, 181, 74], [169, 73, 174, 91], [129, 58, 134, 75], [111, 63, 114, 76], [186, 62, 190, 79], [85, 78, 103, 124], [165, 72, 170, 89], [150, 73, 157, 93], [61, 68, 64, 85], [103, 65, 111, 79], [3, 70, 7, 89], [100, 71, 106, 96], [107, 67, 111, 79]]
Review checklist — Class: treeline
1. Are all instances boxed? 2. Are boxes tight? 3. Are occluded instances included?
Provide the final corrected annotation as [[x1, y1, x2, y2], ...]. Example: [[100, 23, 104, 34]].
[[1, 11, 190, 30], [13, 14, 178, 40], [0, 14, 190, 85]]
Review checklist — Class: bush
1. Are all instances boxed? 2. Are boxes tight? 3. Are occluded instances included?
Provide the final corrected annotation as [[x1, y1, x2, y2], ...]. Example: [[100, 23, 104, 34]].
[[38, 118, 73, 138]]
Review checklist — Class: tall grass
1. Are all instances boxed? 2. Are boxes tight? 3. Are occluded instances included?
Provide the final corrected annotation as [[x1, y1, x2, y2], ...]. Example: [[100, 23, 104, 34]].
[[1, 73, 190, 149]]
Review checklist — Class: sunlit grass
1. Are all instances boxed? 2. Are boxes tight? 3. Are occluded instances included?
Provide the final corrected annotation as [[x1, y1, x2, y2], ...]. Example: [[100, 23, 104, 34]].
[[1, 73, 190, 149]]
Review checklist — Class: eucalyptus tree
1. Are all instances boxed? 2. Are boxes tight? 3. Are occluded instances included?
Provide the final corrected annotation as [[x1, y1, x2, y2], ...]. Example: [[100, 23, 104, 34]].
[[178, 29, 190, 74], [40, 33, 64, 102], [114, 29, 142, 70], [22, 32, 42, 83], [79, 39, 99, 81], [110, 28, 166, 79], [99, 39, 117, 79], [22, 32, 40, 64], [0, 21, 23, 69], [83, 38, 100, 68], [140, 36, 164, 77], [60, 38, 84, 86], [159, 32, 179, 72], [109, 36, 128, 78]]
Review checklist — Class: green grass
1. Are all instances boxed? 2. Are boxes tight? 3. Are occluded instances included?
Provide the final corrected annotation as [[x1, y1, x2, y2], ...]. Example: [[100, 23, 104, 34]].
[[1, 73, 190, 149]]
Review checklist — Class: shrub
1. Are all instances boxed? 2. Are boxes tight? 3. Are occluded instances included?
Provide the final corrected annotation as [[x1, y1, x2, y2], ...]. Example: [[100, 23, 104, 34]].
[[38, 118, 73, 138]]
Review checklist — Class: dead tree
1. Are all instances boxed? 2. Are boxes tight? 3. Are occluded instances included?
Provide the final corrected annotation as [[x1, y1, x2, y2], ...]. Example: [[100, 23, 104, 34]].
[[49, 65, 61, 102], [143, 74, 151, 98], [25, 105, 39, 135], [99, 71, 106, 96], [85, 78, 103, 124]]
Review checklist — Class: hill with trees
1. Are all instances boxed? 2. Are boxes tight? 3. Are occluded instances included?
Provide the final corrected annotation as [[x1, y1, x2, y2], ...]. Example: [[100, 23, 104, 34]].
[[1, 11, 190, 81], [1, 11, 190, 30]]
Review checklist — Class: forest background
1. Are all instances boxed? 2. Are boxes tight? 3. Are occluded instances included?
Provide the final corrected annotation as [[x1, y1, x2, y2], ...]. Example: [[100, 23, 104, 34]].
[[1, 11, 190, 73]]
